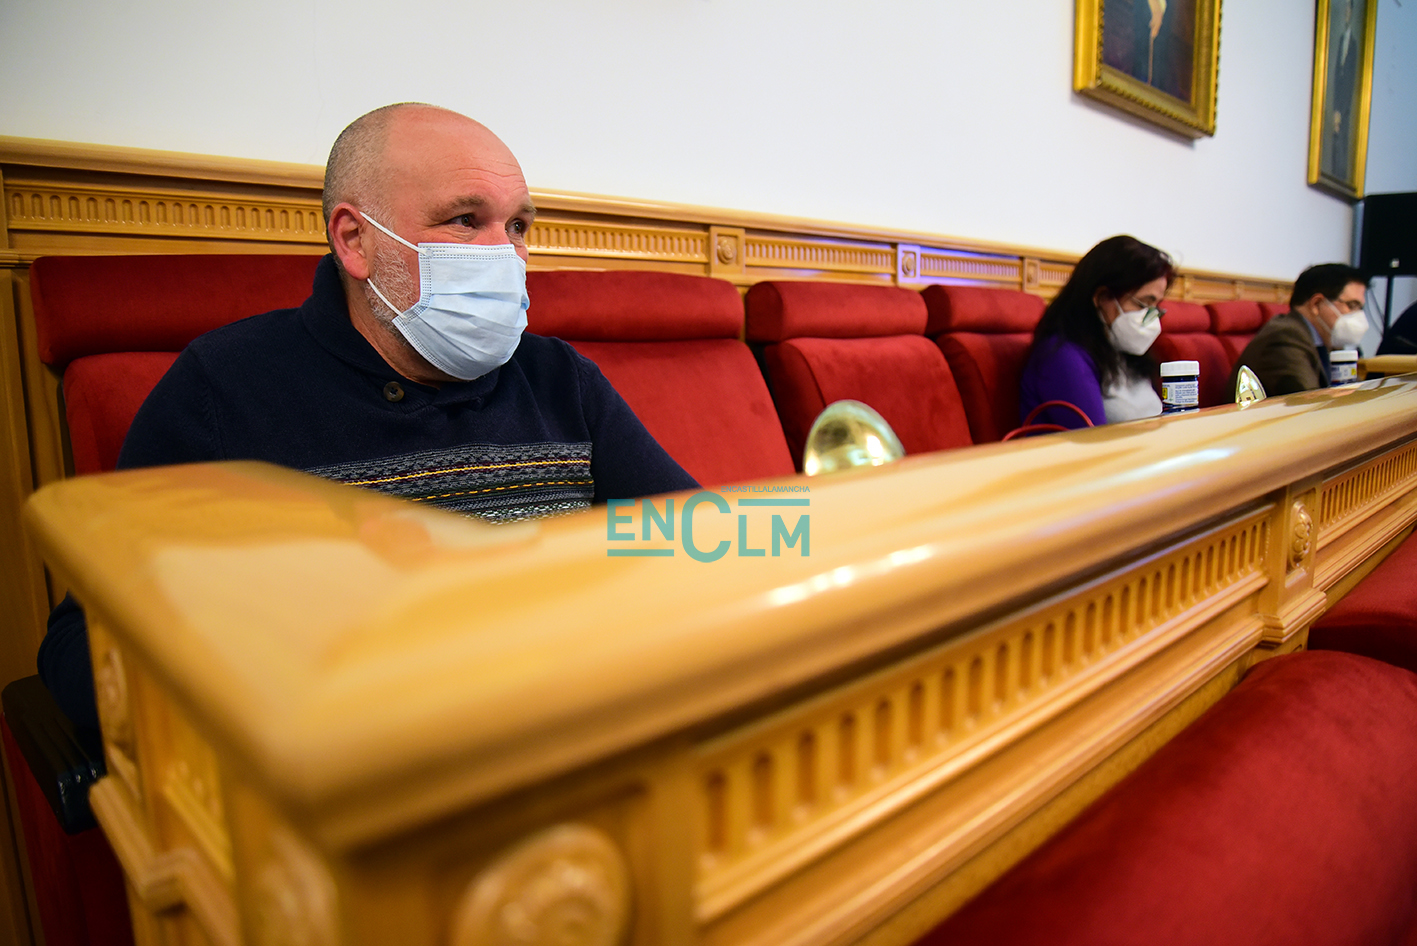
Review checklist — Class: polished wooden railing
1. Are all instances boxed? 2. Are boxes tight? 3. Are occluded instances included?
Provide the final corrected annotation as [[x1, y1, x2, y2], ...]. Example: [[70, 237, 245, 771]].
[[23, 379, 1417, 946]]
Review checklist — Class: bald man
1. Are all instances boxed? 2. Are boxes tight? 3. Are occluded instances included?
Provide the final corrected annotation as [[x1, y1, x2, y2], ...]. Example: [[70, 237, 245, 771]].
[[115, 103, 695, 516], [40, 104, 696, 728]]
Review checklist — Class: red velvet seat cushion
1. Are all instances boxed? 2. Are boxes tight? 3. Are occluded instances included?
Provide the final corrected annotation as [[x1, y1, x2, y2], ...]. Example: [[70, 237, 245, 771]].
[[1152, 300, 1234, 408], [32, 254, 321, 367], [921, 285, 1044, 443], [763, 336, 972, 465], [1208, 301, 1269, 363], [62, 353, 179, 475], [917, 650, 1417, 946], [1310, 531, 1417, 673], [526, 270, 742, 340], [745, 281, 926, 342], [569, 339, 793, 487]]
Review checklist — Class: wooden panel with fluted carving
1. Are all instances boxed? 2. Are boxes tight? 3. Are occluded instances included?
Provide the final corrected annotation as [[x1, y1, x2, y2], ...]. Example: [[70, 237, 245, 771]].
[[1318, 437, 1417, 541], [5, 180, 326, 245], [694, 508, 1268, 923]]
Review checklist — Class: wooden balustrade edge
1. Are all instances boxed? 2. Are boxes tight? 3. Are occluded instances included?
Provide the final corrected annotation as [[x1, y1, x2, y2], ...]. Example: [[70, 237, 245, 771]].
[[18, 377, 1417, 946]]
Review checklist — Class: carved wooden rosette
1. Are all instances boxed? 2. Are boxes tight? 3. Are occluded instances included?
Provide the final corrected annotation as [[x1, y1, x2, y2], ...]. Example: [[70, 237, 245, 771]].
[[716, 236, 737, 265], [1290, 501, 1314, 569], [451, 824, 630, 946], [252, 827, 338, 946]]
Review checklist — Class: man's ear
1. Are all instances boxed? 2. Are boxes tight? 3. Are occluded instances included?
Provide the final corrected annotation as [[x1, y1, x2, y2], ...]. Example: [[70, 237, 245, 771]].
[[328, 203, 371, 281], [1302, 292, 1328, 313]]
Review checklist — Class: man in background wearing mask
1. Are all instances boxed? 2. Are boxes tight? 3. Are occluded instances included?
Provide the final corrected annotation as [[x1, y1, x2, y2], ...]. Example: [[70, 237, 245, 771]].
[[40, 103, 698, 729], [1228, 263, 1369, 398]]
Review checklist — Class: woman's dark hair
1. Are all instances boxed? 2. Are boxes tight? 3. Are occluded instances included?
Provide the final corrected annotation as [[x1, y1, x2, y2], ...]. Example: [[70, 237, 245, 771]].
[[1032, 235, 1177, 389]]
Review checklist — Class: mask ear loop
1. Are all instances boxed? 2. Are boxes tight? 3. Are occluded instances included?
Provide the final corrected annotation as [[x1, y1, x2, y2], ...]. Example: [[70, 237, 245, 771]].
[[366, 277, 404, 316], [361, 211, 422, 253], [359, 211, 423, 315]]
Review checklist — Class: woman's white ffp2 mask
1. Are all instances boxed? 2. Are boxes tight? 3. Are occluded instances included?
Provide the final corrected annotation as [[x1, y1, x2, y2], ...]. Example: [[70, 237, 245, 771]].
[[362, 212, 529, 382], [1104, 302, 1162, 356]]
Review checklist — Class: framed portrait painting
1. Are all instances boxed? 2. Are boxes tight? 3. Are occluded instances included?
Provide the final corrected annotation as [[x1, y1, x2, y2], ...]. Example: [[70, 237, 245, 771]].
[[1074, 0, 1223, 138], [1308, 0, 1377, 200]]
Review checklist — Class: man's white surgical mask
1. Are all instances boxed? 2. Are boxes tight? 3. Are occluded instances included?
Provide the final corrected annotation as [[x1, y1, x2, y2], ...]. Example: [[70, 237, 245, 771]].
[[362, 212, 529, 381], [1104, 301, 1162, 356], [1325, 299, 1368, 350]]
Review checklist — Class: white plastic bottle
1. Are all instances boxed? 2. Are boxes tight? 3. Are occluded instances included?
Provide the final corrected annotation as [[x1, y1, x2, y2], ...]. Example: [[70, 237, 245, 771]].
[[1161, 360, 1200, 413]]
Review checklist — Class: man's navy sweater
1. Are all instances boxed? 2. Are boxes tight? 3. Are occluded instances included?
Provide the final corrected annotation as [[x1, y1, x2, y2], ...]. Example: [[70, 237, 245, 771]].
[[40, 256, 697, 727]]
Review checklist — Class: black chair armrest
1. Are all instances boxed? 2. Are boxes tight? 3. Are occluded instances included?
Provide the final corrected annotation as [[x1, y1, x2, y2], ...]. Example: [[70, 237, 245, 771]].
[[2, 675, 105, 833]]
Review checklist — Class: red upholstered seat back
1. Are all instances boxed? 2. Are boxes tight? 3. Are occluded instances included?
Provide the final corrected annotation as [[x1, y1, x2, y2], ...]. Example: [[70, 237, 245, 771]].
[[921, 285, 1045, 442], [1152, 299, 1234, 408], [745, 281, 972, 466], [1207, 300, 1269, 363], [31, 254, 322, 475], [525, 270, 793, 487]]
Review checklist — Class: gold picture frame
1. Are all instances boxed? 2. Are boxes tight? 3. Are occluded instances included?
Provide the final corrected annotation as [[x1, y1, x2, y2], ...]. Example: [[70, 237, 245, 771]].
[[1074, 0, 1223, 138], [1307, 0, 1377, 200]]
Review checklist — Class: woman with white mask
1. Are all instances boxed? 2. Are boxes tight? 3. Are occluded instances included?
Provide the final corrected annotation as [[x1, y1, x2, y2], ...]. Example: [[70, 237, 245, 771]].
[[1019, 235, 1176, 429]]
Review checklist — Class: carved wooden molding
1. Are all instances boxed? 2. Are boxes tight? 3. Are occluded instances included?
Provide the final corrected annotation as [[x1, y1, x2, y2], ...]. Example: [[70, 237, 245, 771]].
[[917, 250, 1022, 285], [451, 824, 630, 946], [695, 507, 1269, 921], [744, 234, 896, 275], [89, 778, 240, 946], [0, 135, 1293, 300], [252, 827, 339, 946], [1319, 439, 1417, 546], [6, 182, 326, 244], [528, 217, 708, 263], [1289, 501, 1314, 568], [161, 715, 234, 882], [92, 630, 143, 802]]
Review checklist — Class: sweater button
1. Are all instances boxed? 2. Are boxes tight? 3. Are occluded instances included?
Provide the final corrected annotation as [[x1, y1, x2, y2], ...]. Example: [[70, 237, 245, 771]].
[[383, 382, 405, 403]]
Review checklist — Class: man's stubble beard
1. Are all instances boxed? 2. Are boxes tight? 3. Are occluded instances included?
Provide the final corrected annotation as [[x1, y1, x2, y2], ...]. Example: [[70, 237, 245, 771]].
[[361, 234, 422, 354]]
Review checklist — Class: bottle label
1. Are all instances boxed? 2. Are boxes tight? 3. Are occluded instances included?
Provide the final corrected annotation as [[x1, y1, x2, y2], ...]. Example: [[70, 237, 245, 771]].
[[1162, 378, 1199, 413], [1330, 363, 1358, 385]]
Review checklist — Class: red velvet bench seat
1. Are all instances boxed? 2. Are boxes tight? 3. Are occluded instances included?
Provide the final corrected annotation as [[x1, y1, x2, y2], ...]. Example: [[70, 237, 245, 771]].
[[1310, 531, 1417, 675], [916, 650, 1417, 946]]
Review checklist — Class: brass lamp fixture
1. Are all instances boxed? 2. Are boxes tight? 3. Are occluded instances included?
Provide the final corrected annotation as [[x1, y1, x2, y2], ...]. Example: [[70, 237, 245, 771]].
[[1234, 366, 1267, 408], [802, 400, 906, 476]]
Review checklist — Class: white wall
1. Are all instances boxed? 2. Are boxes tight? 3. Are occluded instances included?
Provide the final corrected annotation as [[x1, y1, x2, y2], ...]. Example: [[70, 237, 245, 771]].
[[1, 1, 1408, 283]]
